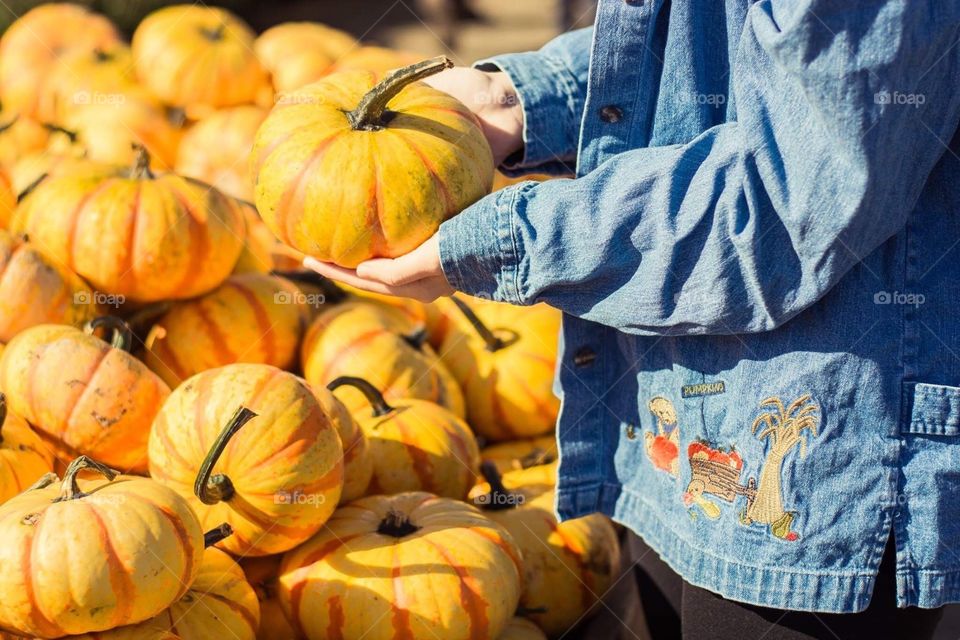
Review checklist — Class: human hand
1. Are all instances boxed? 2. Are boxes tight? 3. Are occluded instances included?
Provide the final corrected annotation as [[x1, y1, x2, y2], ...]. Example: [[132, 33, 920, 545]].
[[302, 234, 453, 303], [424, 66, 524, 165]]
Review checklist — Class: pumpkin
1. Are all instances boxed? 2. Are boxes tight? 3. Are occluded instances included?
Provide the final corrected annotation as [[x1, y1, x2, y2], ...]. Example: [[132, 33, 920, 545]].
[[0, 317, 170, 473], [132, 5, 270, 117], [498, 617, 548, 640], [328, 376, 479, 499], [13, 146, 245, 302], [254, 22, 356, 93], [481, 436, 558, 475], [0, 455, 204, 637], [309, 383, 372, 503], [339, 282, 432, 330], [471, 463, 620, 637], [301, 300, 465, 417], [329, 46, 423, 75], [0, 393, 54, 505], [148, 363, 343, 556], [278, 492, 523, 640], [175, 106, 267, 202], [36, 42, 136, 123], [0, 230, 101, 342], [7, 128, 92, 196], [439, 297, 561, 441], [233, 202, 279, 274], [251, 56, 493, 267], [241, 556, 300, 640], [0, 165, 15, 229], [0, 4, 120, 118], [0, 110, 50, 170], [142, 273, 309, 388]]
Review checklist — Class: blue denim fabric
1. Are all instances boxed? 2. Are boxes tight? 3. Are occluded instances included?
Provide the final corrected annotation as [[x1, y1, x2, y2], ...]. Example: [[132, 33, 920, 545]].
[[438, 0, 960, 613]]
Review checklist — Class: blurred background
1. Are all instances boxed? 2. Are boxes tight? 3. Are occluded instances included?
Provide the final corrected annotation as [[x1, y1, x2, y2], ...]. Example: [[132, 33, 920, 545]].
[[0, 0, 597, 61]]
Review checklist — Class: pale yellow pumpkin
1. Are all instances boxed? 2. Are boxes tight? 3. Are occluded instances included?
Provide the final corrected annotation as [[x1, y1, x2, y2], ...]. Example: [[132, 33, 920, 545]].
[[255, 22, 356, 93]]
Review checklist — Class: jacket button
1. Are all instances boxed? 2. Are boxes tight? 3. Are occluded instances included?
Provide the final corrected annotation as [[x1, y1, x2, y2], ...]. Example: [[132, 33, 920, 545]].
[[599, 105, 623, 123], [573, 347, 596, 367]]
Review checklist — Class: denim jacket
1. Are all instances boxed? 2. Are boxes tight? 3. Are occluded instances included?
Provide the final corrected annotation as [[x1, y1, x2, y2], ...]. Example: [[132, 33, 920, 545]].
[[438, 0, 960, 613]]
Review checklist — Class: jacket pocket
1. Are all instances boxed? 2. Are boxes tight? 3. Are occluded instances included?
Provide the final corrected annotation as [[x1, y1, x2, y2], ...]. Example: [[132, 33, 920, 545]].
[[903, 382, 960, 436]]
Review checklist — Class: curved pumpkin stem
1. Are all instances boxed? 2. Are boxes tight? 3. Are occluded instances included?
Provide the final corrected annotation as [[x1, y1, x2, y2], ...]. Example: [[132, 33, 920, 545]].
[[270, 269, 348, 304], [450, 297, 504, 352], [347, 56, 453, 130], [203, 523, 233, 548], [129, 143, 154, 179], [17, 173, 48, 202], [42, 122, 79, 144], [476, 460, 519, 512], [401, 327, 429, 351], [327, 376, 393, 417], [54, 455, 118, 502], [84, 316, 134, 352], [27, 472, 59, 492], [377, 509, 421, 538], [195, 406, 258, 505], [0, 393, 6, 446]]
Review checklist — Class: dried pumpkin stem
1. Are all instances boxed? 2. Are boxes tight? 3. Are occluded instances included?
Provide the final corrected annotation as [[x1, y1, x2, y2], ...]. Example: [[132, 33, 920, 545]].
[[450, 297, 505, 352], [84, 316, 134, 352], [347, 56, 453, 130], [401, 327, 429, 351], [195, 406, 258, 505], [327, 376, 394, 417], [476, 460, 519, 511], [0, 393, 6, 445], [42, 122, 78, 144], [55, 455, 118, 502], [130, 143, 154, 179], [203, 523, 234, 548], [27, 472, 59, 492], [377, 509, 421, 538], [270, 269, 348, 304]]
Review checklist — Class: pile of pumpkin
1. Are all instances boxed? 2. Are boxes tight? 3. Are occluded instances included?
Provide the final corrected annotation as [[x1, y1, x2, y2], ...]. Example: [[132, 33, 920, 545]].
[[0, 3, 620, 640]]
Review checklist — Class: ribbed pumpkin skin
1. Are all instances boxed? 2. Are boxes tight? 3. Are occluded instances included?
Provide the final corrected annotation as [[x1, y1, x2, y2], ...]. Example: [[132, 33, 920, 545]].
[[0, 4, 120, 118], [440, 301, 561, 441], [0, 230, 100, 342], [480, 436, 558, 475], [132, 5, 269, 115], [13, 163, 245, 303], [0, 470, 204, 638], [302, 302, 465, 418], [354, 397, 480, 499], [233, 203, 278, 274], [279, 492, 523, 640], [37, 42, 135, 123], [498, 617, 548, 640], [240, 556, 300, 640], [176, 106, 268, 202], [254, 22, 356, 93], [148, 364, 344, 556], [309, 383, 372, 503], [0, 406, 53, 505], [0, 324, 170, 473], [143, 273, 309, 388], [251, 68, 493, 267]]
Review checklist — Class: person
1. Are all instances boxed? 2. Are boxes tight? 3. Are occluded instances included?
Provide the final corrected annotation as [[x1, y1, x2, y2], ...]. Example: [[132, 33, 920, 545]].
[[304, 2, 960, 637]]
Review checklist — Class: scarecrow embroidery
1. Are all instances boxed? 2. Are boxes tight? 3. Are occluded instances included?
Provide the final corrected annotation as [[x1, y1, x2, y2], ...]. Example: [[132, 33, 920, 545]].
[[644, 396, 680, 477]]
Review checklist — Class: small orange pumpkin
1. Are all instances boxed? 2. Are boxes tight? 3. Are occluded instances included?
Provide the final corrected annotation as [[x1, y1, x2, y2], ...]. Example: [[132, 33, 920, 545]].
[[0, 230, 100, 342], [0, 4, 120, 118], [279, 492, 523, 640], [142, 273, 309, 388], [440, 297, 561, 441], [481, 435, 558, 475], [0, 317, 170, 473], [301, 300, 465, 417], [0, 109, 50, 170], [0, 393, 54, 505], [175, 106, 268, 202], [0, 455, 204, 637], [132, 5, 270, 117], [328, 376, 479, 499], [254, 22, 356, 93], [7, 128, 92, 196], [251, 56, 493, 267], [36, 42, 136, 123], [148, 363, 343, 556], [13, 146, 245, 303], [471, 463, 621, 637]]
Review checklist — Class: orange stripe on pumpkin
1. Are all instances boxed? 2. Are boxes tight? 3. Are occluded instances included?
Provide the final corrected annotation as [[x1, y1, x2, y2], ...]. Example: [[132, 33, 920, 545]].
[[84, 502, 136, 627], [389, 545, 413, 639], [136, 495, 197, 600], [394, 132, 456, 214], [288, 535, 360, 637], [275, 131, 344, 248], [326, 594, 345, 640], [422, 537, 489, 640], [225, 279, 276, 364], [391, 410, 436, 492], [24, 511, 64, 638]]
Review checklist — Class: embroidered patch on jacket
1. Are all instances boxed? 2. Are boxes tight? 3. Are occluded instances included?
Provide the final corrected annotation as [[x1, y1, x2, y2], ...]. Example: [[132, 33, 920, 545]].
[[738, 394, 820, 542], [644, 396, 680, 477], [681, 381, 726, 398], [683, 441, 752, 520]]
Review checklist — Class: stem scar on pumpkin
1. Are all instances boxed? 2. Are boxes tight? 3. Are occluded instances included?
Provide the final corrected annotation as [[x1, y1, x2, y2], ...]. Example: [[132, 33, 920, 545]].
[[346, 56, 453, 131], [327, 376, 394, 418], [376, 509, 421, 537], [194, 406, 258, 505]]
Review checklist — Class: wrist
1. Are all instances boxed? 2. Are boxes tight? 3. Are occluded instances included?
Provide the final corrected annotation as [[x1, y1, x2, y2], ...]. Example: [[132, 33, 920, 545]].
[[482, 72, 524, 164]]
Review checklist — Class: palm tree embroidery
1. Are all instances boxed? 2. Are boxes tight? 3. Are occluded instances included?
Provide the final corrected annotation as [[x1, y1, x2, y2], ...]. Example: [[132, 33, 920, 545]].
[[740, 394, 819, 541]]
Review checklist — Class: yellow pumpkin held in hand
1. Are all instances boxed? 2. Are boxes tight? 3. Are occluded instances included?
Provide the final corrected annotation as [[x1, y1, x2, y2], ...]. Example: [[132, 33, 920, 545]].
[[254, 22, 356, 93], [0, 456, 204, 638], [251, 56, 493, 267], [328, 376, 479, 499], [278, 492, 523, 640], [0, 393, 54, 506]]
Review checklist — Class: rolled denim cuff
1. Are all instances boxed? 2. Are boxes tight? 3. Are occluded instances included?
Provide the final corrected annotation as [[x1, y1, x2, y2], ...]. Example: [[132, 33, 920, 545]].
[[475, 52, 580, 176], [438, 184, 530, 305]]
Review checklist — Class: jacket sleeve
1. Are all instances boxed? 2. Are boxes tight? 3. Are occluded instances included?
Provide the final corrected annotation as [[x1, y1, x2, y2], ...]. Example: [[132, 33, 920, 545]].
[[440, 1, 960, 335], [474, 27, 593, 176]]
